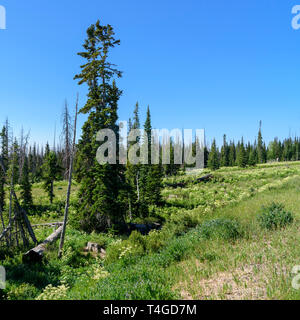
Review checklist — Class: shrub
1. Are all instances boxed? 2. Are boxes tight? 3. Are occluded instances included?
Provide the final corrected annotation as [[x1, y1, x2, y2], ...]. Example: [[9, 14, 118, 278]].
[[169, 210, 200, 229], [36, 282, 69, 300], [198, 218, 243, 241], [146, 230, 167, 253], [128, 231, 146, 250], [105, 237, 145, 265], [257, 202, 294, 230], [5, 283, 39, 300]]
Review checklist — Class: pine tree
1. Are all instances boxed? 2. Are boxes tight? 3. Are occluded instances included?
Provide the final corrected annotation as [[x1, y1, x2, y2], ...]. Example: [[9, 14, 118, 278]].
[[140, 107, 163, 206], [74, 21, 127, 232], [207, 139, 220, 170], [164, 139, 181, 176], [228, 141, 236, 166], [220, 134, 229, 167], [20, 156, 33, 208], [125, 102, 147, 218], [237, 138, 247, 168], [248, 146, 257, 166], [257, 121, 266, 164], [42, 151, 61, 203]]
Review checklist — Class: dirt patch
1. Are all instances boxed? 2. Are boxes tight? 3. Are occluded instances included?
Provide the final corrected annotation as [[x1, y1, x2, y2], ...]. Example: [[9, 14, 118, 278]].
[[176, 263, 269, 300]]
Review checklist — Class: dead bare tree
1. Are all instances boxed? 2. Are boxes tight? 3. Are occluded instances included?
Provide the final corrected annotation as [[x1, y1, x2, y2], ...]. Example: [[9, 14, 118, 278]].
[[58, 94, 78, 258], [61, 100, 73, 180], [17, 128, 30, 183], [0, 157, 37, 248]]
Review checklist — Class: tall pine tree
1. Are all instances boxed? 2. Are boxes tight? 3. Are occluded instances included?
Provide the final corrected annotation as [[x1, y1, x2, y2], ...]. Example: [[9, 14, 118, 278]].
[[140, 107, 163, 206], [74, 21, 127, 232]]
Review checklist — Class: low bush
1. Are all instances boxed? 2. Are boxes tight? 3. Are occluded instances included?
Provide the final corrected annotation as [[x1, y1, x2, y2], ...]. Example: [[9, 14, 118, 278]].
[[146, 229, 167, 253], [105, 235, 145, 265], [5, 283, 39, 300], [198, 218, 243, 241], [257, 202, 294, 230]]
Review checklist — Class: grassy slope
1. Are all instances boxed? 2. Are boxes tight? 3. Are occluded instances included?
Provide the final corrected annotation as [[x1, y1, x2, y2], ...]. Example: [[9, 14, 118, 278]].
[[171, 176, 300, 300], [1, 162, 300, 300]]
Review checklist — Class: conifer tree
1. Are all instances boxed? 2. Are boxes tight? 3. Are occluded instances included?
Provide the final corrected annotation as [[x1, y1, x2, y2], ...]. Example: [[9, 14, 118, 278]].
[[220, 134, 229, 167], [125, 102, 148, 218], [42, 151, 61, 203], [140, 107, 163, 206], [74, 21, 127, 232], [207, 139, 220, 170], [248, 146, 257, 166], [257, 121, 266, 164], [228, 141, 236, 166], [164, 139, 181, 176], [237, 138, 247, 168], [20, 156, 33, 208]]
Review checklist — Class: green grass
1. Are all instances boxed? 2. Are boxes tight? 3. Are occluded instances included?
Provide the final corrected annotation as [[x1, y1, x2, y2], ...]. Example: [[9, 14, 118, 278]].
[[169, 177, 300, 300]]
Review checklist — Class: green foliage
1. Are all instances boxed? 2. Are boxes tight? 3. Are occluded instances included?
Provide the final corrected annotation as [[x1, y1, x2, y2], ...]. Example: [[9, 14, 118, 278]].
[[207, 139, 220, 170], [140, 107, 164, 207], [105, 231, 146, 265], [220, 135, 229, 167], [7, 139, 19, 186], [74, 21, 127, 232], [20, 156, 33, 208], [6, 283, 39, 300], [236, 139, 247, 168], [146, 229, 167, 253], [198, 218, 243, 241], [42, 151, 61, 203], [257, 202, 294, 230]]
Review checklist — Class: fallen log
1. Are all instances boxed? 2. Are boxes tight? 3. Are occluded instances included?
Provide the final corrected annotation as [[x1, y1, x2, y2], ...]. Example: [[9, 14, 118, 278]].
[[196, 174, 213, 183], [31, 222, 63, 228], [23, 225, 63, 263]]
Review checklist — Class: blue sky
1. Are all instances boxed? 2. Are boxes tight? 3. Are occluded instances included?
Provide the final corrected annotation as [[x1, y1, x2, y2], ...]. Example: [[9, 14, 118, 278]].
[[0, 0, 300, 148]]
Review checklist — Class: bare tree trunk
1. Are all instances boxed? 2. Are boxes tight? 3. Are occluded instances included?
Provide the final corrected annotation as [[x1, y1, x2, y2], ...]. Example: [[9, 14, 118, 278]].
[[0, 208, 9, 247], [136, 173, 140, 202], [18, 128, 30, 184], [50, 181, 54, 204], [128, 193, 132, 221], [58, 94, 78, 258], [62, 100, 72, 180], [8, 145, 15, 244], [0, 157, 37, 244]]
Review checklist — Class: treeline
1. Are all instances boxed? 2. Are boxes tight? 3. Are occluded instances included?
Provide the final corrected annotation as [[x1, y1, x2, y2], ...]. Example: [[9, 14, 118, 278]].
[[206, 121, 300, 170]]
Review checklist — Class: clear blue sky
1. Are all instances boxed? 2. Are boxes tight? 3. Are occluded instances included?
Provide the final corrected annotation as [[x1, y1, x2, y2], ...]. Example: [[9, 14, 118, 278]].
[[0, 0, 300, 148]]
